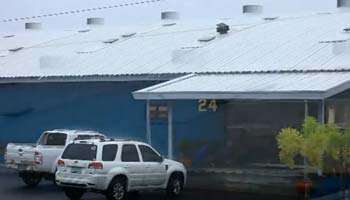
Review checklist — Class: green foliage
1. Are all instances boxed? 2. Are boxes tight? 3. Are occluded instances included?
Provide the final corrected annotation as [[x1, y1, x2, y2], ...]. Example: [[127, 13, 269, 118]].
[[277, 117, 348, 171], [277, 128, 303, 168], [302, 116, 318, 137]]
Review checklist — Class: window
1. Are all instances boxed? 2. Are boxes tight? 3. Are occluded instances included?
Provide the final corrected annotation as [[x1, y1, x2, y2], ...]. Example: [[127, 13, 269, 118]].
[[149, 104, 168, 120], [62, 144, 97, 161], [39, 133, 67, 146], [139, 145, 162, 162], [102, 145, 118, 161], [121, 145, 139, 162]]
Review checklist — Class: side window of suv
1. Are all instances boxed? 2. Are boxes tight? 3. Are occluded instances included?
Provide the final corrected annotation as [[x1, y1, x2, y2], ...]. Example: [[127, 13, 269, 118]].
[[121, 144, 140, 162], [139, 145, 163, 162], [102, 145, 118, 161]]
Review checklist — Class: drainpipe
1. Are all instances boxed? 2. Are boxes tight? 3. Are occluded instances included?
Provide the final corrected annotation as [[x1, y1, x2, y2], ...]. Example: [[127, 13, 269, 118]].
[[168, 103, 173, 159], [146, 100, 152, 145]]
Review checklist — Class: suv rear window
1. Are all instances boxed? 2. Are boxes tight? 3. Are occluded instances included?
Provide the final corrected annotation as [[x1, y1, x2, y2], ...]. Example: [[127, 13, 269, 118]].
[[62, 144, 97, 161], [102, 145, 118, 161], [38, 133, 67, 146]]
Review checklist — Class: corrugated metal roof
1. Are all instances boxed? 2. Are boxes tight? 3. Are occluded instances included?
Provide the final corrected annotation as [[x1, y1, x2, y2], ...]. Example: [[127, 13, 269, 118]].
[[133, 72, 350, 100], [1, 12, 350, 81]]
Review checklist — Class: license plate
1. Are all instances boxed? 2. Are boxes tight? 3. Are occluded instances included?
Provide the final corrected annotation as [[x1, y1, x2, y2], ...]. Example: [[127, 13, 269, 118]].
[[71, 167, 82, 174]]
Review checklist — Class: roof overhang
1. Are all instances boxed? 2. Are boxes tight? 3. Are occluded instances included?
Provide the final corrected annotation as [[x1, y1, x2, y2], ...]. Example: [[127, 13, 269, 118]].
[[133, 72, 350, 100]]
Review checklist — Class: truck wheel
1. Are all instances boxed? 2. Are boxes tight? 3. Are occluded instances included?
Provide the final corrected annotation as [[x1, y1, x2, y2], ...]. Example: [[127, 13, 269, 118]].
[[106, 178, 127, 200], [63, 187, 85, 200], [21, 173, 42, 187], [166, 174, 184, 198]]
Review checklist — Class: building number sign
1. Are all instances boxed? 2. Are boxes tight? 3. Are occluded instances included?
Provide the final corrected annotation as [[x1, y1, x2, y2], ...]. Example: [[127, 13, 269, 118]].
[[198, 99, 218, 112]]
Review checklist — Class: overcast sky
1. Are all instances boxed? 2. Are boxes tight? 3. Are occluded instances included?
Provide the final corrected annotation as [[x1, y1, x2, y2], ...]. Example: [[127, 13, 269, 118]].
[[0, 0, 338, 32]]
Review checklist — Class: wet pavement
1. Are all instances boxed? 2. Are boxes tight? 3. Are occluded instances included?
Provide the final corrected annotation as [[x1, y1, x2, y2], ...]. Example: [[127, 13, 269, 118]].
[[0, 171, 289, 200]]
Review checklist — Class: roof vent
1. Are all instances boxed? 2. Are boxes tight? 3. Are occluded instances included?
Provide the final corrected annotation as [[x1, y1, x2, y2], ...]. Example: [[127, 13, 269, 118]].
[[198, 36, 216, 43], [78, 29, 91, 33], [103, 38, 119, 44], [243, 5, 263, 14], [25, 22, 42, 30], [216, 23, 230, 34], [264, 17, 279, 21], [87, 17, 104, 25], [161, 11, 179, 20], [320, 39, 349, 43], [8, 47, 23, 52], [344, 27, 350, 32], [338, 0, 350, 7], [121, 32, 136, 38], [3, 34, 15, 38], [163, 23, 177, 27]]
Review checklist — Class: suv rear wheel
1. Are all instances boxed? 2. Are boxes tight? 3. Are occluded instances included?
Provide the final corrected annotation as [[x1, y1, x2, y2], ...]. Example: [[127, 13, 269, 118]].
[[166, 174, 184, 198], [20, 172, 42, 187], [106, 177, 127, 200], [63, 187, 85, 200]]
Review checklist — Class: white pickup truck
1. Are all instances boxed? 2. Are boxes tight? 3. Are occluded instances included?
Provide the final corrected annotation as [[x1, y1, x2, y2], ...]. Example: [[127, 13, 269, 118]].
[[5, 129, 105, 187]]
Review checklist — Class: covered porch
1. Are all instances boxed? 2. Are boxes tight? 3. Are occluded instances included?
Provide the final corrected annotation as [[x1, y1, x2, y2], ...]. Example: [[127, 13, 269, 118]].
[[133, 71, 350, 197]]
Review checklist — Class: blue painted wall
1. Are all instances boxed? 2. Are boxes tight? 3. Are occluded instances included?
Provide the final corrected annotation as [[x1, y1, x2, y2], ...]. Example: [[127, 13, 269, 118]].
[[0, 81, 225, 163]]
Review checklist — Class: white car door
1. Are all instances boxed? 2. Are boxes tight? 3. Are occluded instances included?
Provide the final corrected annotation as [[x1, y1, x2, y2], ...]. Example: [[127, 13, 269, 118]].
[[138, 145, 167, 186], [120, 144, 147, 187]]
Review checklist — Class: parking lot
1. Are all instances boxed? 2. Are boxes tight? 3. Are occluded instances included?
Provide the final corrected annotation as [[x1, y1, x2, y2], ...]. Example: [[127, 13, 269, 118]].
[[0, 170, 289, 200]]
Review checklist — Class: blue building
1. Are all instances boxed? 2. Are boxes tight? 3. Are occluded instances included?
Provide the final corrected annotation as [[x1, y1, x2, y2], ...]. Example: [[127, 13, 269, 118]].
[[2, 7, 350, 196]]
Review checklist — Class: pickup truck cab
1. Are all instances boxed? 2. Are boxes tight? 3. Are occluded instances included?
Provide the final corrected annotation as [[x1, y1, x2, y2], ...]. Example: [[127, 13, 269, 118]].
[[56, 139, 187, 200], [5, 129, 105, 187]]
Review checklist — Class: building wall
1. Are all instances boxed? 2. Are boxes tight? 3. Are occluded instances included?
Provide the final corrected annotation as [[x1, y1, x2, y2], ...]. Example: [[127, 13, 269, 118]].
[[0, 81, 225, 163]]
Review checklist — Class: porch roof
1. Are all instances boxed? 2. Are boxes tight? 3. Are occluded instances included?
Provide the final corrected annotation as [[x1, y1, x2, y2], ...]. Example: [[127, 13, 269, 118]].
[[133, 71, 350, 100]]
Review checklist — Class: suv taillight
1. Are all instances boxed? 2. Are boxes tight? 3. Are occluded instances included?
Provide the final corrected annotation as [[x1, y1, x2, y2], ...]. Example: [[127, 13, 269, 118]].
[[88, 162, 103, 169], [34, 151, 43, 165], [57, 159, 65, 167]]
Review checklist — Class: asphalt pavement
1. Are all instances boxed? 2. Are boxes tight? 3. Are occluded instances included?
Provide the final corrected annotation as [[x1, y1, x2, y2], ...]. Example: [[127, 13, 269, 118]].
[[0, 171, 289, 200]]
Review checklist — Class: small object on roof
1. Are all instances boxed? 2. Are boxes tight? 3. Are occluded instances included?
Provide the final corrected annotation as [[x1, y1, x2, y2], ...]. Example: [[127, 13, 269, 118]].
[[216, 23, 230, 34], [78, 29, 91, 33], [25, 22, 42, 30], [320, 38, 349, 43], [8, 47, 24, 52], [3, 34, 15, 38], [198, 36, 216, 43], [121, 32, 136, 38], [161, 11, 179, 20], [87, 17, 104, 25], [163, 23, 177, 27], [243, 5, 263, 14], [263, 17, 279, 21], [344, 27, 350, 33], [103, 38, 119, 44], [338, 0, 350, 8]]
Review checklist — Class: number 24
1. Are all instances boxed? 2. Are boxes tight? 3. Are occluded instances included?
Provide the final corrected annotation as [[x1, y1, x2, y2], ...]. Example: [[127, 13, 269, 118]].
[[198, 99, 218, 112]]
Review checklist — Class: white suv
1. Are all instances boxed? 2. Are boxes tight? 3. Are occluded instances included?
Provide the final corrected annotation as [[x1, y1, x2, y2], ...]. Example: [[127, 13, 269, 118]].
[[55, 139, 187, 200]]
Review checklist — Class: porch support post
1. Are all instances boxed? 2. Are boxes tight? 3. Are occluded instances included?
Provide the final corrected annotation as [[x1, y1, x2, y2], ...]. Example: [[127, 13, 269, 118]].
[[168, 102, 173, 159], [318, 100, 325, 124], [146, 100, 152, 145], [304, 100, 309, 181]]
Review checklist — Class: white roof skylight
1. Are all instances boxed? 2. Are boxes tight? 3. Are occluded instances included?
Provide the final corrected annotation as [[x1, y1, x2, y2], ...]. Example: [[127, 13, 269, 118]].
[[103, 38, 119, 44], [198, 36, 216, 43], [8, 47, 24, 52]]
